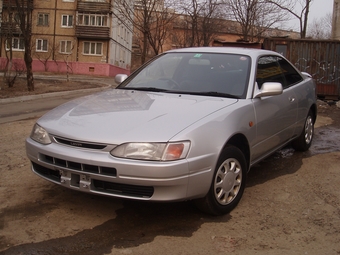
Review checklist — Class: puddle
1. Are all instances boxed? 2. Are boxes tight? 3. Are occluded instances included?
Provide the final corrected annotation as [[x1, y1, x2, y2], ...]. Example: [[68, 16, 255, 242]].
[[311, 126, 340, 155]]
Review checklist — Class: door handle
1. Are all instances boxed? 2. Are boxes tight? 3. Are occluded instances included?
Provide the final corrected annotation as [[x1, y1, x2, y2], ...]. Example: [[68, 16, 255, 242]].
[[289, 97, 295, 102]]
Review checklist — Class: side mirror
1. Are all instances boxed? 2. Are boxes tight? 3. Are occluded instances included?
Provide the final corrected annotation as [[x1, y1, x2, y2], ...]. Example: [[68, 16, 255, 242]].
[[301, 72, 312, 78], [115, 74, 128, 84], [254, 82, 283, 98]]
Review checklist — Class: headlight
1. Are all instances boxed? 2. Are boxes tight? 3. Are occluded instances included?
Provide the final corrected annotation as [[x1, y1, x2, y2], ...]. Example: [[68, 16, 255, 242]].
[[110, 141, 190, 161], [30, 124, 51, 145]]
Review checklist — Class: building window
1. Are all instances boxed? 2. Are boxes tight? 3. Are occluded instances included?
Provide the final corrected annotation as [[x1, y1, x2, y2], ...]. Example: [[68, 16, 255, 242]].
[[77, 14, 107, 27], [61, 15, 73, 27], [60, 40, 72, 54], [6, 37, 25, 51], [37, 13, 49, 26], [36, 39, 48, 52], [83, 42, 102, 55]]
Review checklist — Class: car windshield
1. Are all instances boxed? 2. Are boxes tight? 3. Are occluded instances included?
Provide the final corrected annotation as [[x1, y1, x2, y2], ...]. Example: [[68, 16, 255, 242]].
[[118, 52, 251, 99]]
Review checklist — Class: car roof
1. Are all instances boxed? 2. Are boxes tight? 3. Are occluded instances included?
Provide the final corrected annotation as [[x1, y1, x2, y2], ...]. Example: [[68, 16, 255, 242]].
[[165, 47, 279, 58]]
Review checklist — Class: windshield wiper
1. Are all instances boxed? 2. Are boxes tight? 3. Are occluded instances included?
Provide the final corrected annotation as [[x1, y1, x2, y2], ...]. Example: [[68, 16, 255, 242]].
[[117, 87, 240, 99], [179, 91, 240, 99], [118, 87, 170, 92], [201, 91, 240, 99]]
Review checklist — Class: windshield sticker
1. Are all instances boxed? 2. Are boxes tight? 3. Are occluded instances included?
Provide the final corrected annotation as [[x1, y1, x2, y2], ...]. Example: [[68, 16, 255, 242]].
[[194, 54, 203, 58]]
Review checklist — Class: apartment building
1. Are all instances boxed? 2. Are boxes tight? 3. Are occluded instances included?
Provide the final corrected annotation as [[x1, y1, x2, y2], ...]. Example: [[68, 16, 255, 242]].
[[0, 0, 132, 76]]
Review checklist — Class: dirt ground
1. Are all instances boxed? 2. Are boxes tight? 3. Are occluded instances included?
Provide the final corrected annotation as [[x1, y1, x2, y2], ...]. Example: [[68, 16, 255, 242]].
[[0, 80, 340, 254], [0, 75, 107, 99]]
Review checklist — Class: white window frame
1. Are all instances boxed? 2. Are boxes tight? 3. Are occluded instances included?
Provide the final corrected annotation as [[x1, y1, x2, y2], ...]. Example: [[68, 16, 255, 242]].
[[77, 14, 108, 27], [6, 37, 25, 51], [60, 40, 72, 54], [36, 39, 48, 52], [83, 42, 103, 56], [61, 15, 73, 27]]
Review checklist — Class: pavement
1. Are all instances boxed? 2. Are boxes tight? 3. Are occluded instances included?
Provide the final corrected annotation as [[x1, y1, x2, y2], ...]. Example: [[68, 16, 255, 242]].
[[0, 73, 118, 104]]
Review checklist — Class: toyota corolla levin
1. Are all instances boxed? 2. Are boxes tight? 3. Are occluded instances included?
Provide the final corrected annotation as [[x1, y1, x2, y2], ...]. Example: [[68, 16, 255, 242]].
[[26, 47, 317, 215]]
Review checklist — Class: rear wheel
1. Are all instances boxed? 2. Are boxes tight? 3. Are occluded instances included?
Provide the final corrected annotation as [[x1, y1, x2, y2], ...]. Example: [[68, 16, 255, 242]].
[[292, 110, 314, 151], [194, 145, 247, 215]]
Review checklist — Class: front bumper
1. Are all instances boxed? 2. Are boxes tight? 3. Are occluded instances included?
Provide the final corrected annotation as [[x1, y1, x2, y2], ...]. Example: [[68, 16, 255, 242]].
[[26, 138, 212, 201]]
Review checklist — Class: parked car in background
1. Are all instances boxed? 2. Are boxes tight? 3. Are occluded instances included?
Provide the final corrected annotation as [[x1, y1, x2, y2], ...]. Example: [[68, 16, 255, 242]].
[[26, 47, 317, 215]]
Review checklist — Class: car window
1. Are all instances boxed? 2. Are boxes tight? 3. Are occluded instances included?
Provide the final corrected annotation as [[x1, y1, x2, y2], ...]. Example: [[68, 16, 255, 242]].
[[256, 56, 286, 89], [130, 55, 183, 86], [121, 52, 250, 98], [256, 55, 303, 89], [277, 58, 303, 87]]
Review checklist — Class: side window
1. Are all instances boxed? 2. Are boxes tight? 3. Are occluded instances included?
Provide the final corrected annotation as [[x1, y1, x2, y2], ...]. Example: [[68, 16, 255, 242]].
[[256, 56, 286, 89], [277, 58, 303, 87]]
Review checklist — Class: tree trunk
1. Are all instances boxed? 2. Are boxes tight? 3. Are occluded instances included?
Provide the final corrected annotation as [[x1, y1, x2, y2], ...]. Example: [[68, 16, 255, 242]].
[[301, 0, 310, 38], [24, 49, 34, 91], [141, 31, 148, 64]]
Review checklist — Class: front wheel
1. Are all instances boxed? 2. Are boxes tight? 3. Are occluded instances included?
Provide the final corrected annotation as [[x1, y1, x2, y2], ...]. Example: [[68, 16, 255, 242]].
[[292, 110, 314, 151], [194, 145, 247, 215]]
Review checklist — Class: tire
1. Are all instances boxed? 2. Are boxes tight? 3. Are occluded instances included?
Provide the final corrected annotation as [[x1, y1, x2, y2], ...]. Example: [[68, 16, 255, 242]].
[[292, 110, 314, 151], [194, 145, 247, 215]]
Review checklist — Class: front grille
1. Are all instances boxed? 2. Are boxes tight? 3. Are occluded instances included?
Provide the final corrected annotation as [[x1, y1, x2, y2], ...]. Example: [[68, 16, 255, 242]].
[[40, 154, 117, 176], [54, 137, 107, 150], [93, 179, 154, 198], [32, 162, 61, 182], [32, 161, 154, 199]]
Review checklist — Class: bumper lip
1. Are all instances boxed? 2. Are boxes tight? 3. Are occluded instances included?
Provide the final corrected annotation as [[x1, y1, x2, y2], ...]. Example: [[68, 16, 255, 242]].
[[26, 138, 212, 201]]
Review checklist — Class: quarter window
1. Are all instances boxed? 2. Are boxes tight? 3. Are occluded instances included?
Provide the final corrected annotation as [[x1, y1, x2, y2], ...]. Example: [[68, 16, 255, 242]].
[[36, 39, 48, 52], [61, 15, 73, 27], [83, 42, 102, 55]]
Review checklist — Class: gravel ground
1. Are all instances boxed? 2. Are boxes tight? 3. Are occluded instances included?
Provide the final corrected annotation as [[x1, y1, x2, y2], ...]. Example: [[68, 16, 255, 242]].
[[0, 90, 340, 254]]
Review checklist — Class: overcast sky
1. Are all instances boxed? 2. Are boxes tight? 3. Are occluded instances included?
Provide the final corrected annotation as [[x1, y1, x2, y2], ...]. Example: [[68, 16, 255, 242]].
[[284, 0, 334, 30], [309, 0, 333, 20]]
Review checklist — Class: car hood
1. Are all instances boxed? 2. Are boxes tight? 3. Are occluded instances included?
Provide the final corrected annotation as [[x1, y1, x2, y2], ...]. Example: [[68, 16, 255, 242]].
[[38, 89, 237, 144]]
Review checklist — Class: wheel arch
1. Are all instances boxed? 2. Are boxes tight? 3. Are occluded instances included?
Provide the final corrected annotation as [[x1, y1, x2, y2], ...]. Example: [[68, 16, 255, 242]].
[[310, 103, 317, 123], [224, 133, 250, 171]]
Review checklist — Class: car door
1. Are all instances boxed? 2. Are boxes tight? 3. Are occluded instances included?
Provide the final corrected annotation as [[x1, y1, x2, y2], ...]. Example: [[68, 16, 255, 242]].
[[251, 55, 298, 161]]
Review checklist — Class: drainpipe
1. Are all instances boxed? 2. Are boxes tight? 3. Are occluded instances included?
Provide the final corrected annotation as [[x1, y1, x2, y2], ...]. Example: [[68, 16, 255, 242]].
[[53, 0, 57, 60]]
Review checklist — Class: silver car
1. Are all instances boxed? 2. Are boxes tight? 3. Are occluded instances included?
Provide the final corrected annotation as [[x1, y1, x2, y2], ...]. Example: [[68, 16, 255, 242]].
[[26, 47, 317, 215]]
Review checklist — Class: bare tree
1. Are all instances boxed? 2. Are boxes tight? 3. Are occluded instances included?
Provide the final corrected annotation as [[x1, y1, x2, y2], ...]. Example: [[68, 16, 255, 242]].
[[307, 13, 332, 39], [226, 0, 288, 42], [171, 14, 193, 48], [173, 0, 227, 47], [114, 0, 179, 64], [196, 0, 226, 46], [2, 9, 17, 88], [146, 7, 176, 55], [14, 0, 34, 91], [33, 38, 54, 72], [265, 0, 313, 38]]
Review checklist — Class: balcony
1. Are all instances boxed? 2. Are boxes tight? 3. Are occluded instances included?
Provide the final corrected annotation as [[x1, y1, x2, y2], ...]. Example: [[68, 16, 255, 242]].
[[75, 26, 110, 39], [77, 1, 111, 13], [2, 0, 33, 9], [0, 22, 22, 35]]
